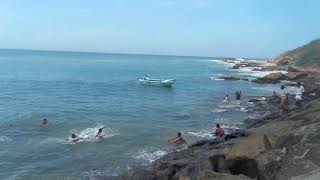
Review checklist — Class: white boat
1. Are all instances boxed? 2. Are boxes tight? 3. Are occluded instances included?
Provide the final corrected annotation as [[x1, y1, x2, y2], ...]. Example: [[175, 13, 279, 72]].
[[139, 78, 175, 87]]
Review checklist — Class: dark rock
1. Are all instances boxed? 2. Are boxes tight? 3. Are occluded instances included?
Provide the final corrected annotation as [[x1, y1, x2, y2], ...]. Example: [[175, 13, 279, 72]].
[[121, 169, 156, 180], [252, 72, 287, 84], [287, 66, 305, 72], [197, 170, 253, 180], [232, 64, 241, 69], [218, 76, 241, 81], [287, 71, 308, 80]]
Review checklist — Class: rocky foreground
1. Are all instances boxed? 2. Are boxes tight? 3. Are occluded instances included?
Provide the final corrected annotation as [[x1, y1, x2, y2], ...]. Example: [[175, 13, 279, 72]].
[[115, 67, 320, 180]]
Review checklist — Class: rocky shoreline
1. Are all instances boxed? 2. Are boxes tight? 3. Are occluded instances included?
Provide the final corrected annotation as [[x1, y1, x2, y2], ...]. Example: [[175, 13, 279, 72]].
[[113, 59, 320, 180]]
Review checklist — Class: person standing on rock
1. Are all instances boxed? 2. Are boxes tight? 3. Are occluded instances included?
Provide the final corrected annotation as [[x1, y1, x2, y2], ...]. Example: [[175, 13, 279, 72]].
[[213, 124, 225, 141], [295, 82, 305, 109], [280, 85, 289, 112]]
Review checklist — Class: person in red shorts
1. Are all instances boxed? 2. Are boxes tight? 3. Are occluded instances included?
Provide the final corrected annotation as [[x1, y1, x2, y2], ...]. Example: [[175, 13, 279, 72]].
[[213, 123, 225, 141]]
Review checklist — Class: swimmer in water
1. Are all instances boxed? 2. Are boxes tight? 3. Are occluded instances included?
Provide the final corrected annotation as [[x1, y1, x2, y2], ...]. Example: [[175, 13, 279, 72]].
[[70, 133, 83, 142], [95, 127, 105, 138], [168, 132, 186, 144], [39, 118, 48, 128]]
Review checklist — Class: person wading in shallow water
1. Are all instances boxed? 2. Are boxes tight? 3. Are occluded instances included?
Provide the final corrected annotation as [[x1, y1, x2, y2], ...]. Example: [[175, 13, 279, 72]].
[[69, 134, 83, 142], [295, 82, 305, 110], [95, 127, 105, 139], [39, 118, 48, 128], [213, 123, 225, 141], [223, 95, 229, 103], [235, 91, 241, 100], [168, 132, 186, 144]]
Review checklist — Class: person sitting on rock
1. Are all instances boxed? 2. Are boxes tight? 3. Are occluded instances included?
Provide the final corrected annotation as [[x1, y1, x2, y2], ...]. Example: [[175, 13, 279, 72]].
[[295, 82, 305, 110], [213, 124, 225, 141], [272, 91, 279, 98], [168, 132, 186, 144]]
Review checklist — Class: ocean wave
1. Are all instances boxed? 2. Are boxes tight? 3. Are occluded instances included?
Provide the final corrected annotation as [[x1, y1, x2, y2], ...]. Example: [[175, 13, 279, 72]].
[[0, 136, 12, 142], [234, 67, 287, 78], [81, 169, 119, 178], [187, 131, 212, 138], [65, 125, 117, 144], [134, 149, 167, 163], [187, 124, 240, 139], [209, 77, 224, 81], [210, 109, 227, 113]]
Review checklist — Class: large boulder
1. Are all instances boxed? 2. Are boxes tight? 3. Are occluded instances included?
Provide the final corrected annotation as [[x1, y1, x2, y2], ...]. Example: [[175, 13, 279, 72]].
[[252, 72, 287, 84], [197, 170, 253, 180], [287, 66, 305, 72], [287, 71, 308, 80], [232, 64, 241, 69], [121, 169, 156, 180]]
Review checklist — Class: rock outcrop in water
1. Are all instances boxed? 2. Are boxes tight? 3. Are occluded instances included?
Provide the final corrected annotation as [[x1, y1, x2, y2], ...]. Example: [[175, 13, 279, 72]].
[[251, 72, 287, 84]]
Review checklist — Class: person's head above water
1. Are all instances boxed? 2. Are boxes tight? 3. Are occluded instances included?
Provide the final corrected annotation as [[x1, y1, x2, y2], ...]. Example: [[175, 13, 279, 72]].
[[216, 124, 220, 128], [177, 132, 182, 137], [43, 118, 47, 124], [71, 134, 76, 138], [281, 85, 285, 89], [98, 128, 104, 133], [297, 82, 301, 87]]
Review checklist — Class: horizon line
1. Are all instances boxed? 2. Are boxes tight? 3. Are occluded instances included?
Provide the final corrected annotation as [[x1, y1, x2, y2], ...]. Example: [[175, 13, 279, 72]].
[[0, 48, 268, 60]]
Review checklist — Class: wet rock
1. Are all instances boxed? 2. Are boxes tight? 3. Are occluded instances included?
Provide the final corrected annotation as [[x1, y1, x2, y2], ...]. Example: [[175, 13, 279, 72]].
[[218, 76, 241, 81], [287, 66, 305, 72], [121, 169, 156, 180], [287, 71, 308, 80], [232, 64, 241, 69], [197, 170, 253, 180], [252, 72, 288, 84]]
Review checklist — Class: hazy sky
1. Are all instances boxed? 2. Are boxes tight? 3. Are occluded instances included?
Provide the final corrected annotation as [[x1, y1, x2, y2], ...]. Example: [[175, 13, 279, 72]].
[[0, 0, 319, 58]]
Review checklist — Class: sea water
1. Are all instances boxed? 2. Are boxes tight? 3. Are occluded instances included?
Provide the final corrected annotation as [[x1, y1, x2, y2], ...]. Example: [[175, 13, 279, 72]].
[[0, 49, 279, 179]]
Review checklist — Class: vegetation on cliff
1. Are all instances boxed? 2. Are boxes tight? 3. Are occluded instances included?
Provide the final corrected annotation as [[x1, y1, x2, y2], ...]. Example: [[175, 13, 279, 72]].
[[274, 39, 320, 67]]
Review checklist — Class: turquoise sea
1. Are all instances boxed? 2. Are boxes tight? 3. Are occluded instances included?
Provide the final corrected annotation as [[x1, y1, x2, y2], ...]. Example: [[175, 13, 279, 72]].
[[0, 49, 279, 179]]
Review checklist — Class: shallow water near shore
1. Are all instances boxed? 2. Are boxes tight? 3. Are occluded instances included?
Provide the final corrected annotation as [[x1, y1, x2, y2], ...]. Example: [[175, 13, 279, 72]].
[[0, 49, 280, 179]]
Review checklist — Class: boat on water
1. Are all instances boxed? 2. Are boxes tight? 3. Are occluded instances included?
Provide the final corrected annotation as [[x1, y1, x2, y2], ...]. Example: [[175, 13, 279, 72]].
[[139, 78, 175, 87]]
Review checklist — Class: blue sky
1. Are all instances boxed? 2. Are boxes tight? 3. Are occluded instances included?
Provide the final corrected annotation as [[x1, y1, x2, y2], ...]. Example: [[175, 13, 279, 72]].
[[0, 0, 319, 58]]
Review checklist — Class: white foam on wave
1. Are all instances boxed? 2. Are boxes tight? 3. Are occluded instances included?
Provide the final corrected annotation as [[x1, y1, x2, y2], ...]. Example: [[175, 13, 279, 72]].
[[0, 136, 12, 142], [234, 67, 287, 78], [134, 149, 167, 163], [210, 109, 227, 113], [66, 125, 117, 144], [187, 131, 212, 138], [188, 124, 240, 139]]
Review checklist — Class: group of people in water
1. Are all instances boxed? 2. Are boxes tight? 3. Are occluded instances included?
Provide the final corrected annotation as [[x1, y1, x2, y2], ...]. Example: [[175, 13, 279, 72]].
[[39, 119, 105, 142], [223, 90, 241, 103], [273, 82, 305, 112], [38, 117, 225, 145], [38, 83, 304, 145], [167, 123, 225, 144]]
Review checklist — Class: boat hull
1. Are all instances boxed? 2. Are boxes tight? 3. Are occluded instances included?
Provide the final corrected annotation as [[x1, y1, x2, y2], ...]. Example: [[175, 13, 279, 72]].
[[139, 79, 175, 87]]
